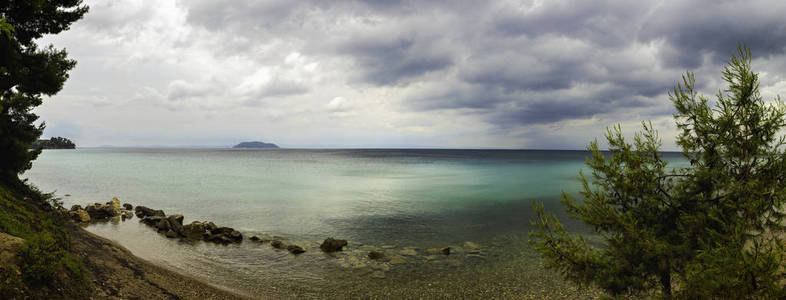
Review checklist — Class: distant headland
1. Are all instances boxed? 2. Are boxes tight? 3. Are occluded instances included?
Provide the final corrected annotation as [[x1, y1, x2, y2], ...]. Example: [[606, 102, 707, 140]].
[[31, 137, 76, 149], [232, 141, 280, 149]]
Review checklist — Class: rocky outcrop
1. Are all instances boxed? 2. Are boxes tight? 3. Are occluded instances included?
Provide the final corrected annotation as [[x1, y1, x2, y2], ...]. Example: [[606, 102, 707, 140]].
[[69, 209, 91, 223], [84, 202, 119, 220], [134, 206, 165, 218], [368, 251, 385, 260], [320, 238, 348, 252], [182, 221, 207, 240]]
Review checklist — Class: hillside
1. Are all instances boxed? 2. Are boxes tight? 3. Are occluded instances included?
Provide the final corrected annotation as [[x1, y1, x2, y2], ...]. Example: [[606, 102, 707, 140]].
[[232, 141, 279, 149]]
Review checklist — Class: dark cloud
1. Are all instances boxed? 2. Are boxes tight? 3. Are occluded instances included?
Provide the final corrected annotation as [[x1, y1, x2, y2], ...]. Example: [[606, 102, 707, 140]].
[[639, 0, 786, 68]]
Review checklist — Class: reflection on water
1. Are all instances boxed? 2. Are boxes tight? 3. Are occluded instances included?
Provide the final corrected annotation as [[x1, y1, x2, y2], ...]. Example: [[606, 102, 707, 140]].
[[27, 149, 686, 298]]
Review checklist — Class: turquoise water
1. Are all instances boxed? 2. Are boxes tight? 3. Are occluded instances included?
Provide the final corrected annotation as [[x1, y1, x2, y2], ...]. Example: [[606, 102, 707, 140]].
[[24, 148, 688, 298]]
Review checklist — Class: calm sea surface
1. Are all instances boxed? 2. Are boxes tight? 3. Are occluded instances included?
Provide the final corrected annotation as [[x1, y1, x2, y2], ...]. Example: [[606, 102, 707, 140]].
[[24, 148, 688, 298]]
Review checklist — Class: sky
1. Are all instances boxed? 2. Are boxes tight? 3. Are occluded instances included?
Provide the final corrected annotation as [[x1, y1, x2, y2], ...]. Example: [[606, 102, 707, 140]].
[[36, 0, 786, 149]]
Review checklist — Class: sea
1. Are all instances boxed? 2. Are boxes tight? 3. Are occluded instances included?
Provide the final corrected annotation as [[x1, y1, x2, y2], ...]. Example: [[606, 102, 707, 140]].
[[24, 148, 689, 298]]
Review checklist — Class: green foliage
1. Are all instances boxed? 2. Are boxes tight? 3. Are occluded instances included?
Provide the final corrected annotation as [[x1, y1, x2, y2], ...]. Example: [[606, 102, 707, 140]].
[[530, 45, 786, 298], [31, 136, 76, 149], [18, 232, 63, 283], [0, 1, 87, 182]]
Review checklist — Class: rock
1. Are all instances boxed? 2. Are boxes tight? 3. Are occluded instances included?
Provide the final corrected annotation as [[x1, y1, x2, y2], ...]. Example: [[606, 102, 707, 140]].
[[286, 244, 306, 254], [69, 209, 91, 223], [165, 230, 179, 238], [370, 262, 390, 271], [368, 251, 385, 260], [271, 240, 285, 249], [134, 206, 165, 218], [207, 234, 232, 244], [64, 194, 71, 197], [320, 237, 348, 252], [70, 204, 82, 212], [155, 218, 171, 232], [463, 241, 482, 253], [122, 203, 133, 210], [182, 221, 206, 240], [109, 197, 122, 213], [0, 232, 24, 268], [120, 210, 134, 220], [85, 203, 118, 220], [210, 227, 242, 243], [389, 256, 407, 265], [424, 248, 440, 254], [167, 214, 184, 233], [203, 221, 218, 232], [140, 216, 165, 226], [249, 235, 261, 242], [399, 248, 418, 256], [441, 247, 451, 255]]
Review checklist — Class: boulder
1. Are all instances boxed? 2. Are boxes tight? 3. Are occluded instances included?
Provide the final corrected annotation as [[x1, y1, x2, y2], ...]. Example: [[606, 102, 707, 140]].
[[182, 221, 206, 239], [134, 206, 165, 218], [320, 237, 348, 252], [69, 209, 91, 223], [203, 221, 218, 232], [108, 197, 122, 214], [70, 204, 82, 212], [206, 234, 233, 244], [120, 210, 134, 220], [271, 240, 285, 249], [85, 203, 117, 220], [140, 216, 165, 226], [165, 230, 179, 238], [210, 227, 242, 242], [155, 218, 171, 232], [286, 244, 305, 254], [440, 247, 451, 255], [167, 214, 184, 233], [123, 203, 133, 210], [368, 251, 385, 260]]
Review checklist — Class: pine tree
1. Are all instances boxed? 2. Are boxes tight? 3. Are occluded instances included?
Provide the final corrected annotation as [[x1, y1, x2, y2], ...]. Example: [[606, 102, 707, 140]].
[[0, 1, 88, 182], [530, 45, 786, 298]]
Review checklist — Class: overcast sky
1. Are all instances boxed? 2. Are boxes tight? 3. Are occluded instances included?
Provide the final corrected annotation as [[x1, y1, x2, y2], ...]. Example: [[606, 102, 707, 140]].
[[36, 0, 786, 149]]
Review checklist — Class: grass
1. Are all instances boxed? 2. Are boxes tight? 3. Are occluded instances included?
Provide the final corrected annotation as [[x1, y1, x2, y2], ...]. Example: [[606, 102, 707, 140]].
[[0, 179, 87, 297]]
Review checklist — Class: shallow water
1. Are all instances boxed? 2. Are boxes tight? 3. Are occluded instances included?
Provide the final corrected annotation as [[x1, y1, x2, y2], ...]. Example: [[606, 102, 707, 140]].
[[25, 148, 688, 298]]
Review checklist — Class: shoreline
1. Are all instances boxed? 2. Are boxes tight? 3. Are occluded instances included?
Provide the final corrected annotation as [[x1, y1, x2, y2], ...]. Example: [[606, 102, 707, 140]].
[[66, 222, 255, 299]]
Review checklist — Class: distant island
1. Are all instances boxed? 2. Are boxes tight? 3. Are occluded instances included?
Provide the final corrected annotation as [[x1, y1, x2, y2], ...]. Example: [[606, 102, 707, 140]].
[[31, 137, 76, 149], [232, 141, 279, 149]]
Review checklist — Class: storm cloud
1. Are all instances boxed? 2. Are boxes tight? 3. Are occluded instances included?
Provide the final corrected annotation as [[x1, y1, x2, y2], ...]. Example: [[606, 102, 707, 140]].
[[36, 0, 786, 149]]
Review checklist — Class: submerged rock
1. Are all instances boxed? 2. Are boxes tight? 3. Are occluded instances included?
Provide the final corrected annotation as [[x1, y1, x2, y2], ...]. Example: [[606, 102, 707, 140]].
[[286, 244, 306, 254], [463, 241, 482, 254], [271, 240, 285, 249], [320, 238, 348, 252], [389, 256, 407, 265], [368, 251, 385, 260]]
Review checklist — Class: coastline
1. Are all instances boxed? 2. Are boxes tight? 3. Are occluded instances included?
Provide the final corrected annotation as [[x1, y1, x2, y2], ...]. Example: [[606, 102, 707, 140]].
[[66, 223, 254, 300]]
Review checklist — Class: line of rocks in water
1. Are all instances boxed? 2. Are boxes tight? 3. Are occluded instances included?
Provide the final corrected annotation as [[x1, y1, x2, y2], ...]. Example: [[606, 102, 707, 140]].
[[67, 198, 482, 262]]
